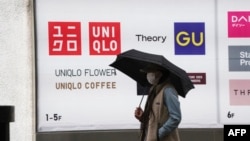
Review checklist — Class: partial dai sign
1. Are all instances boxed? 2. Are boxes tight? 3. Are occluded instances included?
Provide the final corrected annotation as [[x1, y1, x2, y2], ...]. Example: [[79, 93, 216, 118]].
[[228, 11, 250, 38]]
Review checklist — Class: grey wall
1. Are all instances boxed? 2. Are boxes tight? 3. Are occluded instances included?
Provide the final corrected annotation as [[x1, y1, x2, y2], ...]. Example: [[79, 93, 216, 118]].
[[0, 0, 34, 140], [36, 128, 224, 141]]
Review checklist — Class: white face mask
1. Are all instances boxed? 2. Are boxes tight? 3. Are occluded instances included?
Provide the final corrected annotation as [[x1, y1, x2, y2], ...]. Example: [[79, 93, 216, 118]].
[[146, 71, 162, 85]]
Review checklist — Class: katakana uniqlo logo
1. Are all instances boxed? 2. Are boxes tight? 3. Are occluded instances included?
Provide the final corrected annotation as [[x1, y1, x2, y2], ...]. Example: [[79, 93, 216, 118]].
[[48, 22, 81, 55], [89, 22, 121, 55]]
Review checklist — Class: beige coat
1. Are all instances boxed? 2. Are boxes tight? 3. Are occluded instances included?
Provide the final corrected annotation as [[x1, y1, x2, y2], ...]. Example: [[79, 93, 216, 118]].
[[145, 84, 180, 141]]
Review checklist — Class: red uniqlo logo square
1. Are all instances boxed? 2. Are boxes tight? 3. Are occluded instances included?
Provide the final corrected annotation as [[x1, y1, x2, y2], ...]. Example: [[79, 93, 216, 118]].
[[48, 22, 81, 55], [89, 22, 121, 55]]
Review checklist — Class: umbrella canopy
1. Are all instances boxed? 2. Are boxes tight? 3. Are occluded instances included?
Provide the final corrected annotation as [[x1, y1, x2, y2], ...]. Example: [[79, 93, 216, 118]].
[[109, 49, 194, 98]]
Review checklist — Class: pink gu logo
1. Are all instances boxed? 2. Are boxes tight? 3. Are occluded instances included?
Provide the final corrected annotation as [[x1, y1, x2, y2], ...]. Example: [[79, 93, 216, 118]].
[[228, 11, 250, 38]]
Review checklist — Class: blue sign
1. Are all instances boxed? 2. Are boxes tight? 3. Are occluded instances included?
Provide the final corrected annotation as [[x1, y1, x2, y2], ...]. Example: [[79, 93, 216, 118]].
[[174, 22, 205, 55]]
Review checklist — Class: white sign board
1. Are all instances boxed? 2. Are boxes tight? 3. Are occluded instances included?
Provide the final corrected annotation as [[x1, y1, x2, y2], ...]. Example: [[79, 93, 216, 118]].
[[35, 0, 250, 132]]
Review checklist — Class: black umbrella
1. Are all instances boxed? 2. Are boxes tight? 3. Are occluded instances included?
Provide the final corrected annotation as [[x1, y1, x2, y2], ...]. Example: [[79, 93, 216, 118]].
[[109, 49, 194, 98]]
